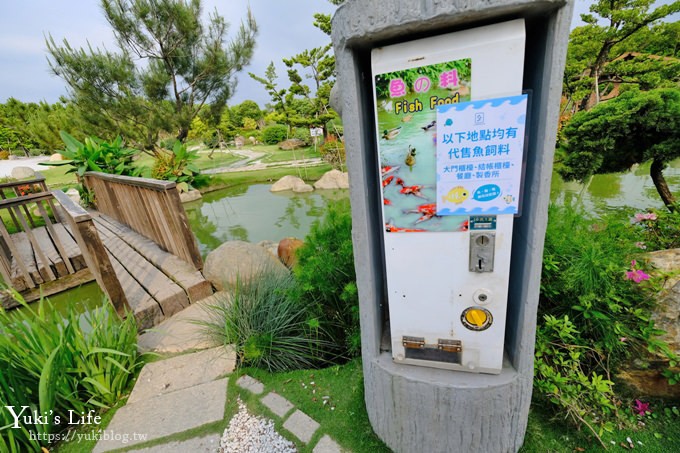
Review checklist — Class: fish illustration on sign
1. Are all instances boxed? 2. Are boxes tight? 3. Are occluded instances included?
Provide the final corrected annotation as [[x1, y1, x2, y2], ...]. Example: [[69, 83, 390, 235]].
[[396, 178, 427, 199], [381, 165, 400, 176], [442, 186, 469, 204], [382, 175, 395, 188], [385, 222, 427, 233], [404, 203, 439, 224]]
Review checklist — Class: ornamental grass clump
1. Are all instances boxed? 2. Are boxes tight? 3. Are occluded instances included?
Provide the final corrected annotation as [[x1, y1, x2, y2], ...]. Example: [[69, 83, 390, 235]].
[[0, 291, 140, 452], [198, 267, 332, 372]]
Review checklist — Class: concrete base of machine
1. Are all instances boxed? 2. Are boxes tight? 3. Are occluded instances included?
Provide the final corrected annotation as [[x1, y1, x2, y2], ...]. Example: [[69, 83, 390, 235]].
[[364, 353, 531, 453]]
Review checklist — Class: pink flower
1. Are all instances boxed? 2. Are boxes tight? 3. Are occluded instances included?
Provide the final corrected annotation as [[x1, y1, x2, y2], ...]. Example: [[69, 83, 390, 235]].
[[635, 242, 647, 249], [633, 212, 657, 223], [625, 260, 650, 283], [633, 399, 651, 416]]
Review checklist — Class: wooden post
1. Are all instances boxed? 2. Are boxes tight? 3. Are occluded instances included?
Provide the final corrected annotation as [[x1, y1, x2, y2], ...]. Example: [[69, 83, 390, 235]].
[[52, 190, 130, 317]]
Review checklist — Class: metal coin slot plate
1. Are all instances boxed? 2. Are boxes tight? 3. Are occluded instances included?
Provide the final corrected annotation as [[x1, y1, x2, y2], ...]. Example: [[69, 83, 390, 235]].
[[469, 232, 496, 272]]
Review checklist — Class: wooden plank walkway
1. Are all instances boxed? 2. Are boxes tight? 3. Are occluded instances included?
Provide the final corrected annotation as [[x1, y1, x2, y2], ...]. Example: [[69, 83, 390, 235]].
[[5, 212, 212, 331]]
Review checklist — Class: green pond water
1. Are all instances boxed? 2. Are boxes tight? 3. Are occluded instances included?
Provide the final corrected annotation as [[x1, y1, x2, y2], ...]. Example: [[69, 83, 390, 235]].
[[551, 158, 680, 216], [7, 158, 679, 317], [184, 183, 349, 257]]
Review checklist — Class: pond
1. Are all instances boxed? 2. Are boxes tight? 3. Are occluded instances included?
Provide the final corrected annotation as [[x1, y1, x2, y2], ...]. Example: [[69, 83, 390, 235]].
[[550, 158, 680, 216], [184, 183, 349, 257]]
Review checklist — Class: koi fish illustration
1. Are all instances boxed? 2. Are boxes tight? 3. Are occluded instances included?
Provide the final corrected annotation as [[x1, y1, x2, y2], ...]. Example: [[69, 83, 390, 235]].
[[381, 165, 400, 176], [396, 178, 426, 198], [382, 175, 395, 188], [385, 223, 427, 233], [404, 203, 438, 224]]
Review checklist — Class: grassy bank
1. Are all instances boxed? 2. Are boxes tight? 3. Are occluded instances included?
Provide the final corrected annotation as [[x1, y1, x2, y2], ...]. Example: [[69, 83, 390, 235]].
[[202, 164, 332, 193]]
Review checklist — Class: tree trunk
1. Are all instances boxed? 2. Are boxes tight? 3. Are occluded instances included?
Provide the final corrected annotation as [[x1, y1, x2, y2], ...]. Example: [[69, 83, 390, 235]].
[[176, 127, 189, 143], [650, 158, 677, 212]]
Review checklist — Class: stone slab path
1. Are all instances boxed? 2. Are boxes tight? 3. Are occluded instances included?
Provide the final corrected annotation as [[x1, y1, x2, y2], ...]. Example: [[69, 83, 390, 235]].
[[236, 375, 344, 453], [94, 344, 233, 452], [137, 292, 224, 353], [92, 299, 346, 452]]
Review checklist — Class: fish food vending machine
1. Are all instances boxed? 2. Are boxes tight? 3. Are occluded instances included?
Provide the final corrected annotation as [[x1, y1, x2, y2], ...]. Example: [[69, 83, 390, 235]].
[[372, 19, 528, 374]]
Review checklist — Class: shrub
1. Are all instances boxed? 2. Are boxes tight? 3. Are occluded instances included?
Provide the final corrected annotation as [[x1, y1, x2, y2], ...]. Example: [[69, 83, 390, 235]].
[[292, 198, 360, 358], [292, 127, 311, 146], [261, 124, 288, 145], [319, 135, 345, 169], [151, 140, 201, 192], [198, 267, 329, 372], [40, 131, 142, 179], [0, 292, 139, 452], [535, 204, 677, 443], [0, 150, 9, 160]]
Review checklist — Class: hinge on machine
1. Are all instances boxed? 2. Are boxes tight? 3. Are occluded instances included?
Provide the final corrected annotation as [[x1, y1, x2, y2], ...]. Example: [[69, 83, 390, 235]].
[[402, 336, 425, 349], [438, 339, 462, 353]]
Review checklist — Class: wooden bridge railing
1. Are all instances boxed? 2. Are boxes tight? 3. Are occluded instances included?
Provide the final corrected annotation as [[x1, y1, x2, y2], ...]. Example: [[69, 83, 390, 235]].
[[83, 172, 203, 270], [0, 178, 128, 316], [0, 176, 69, 292]]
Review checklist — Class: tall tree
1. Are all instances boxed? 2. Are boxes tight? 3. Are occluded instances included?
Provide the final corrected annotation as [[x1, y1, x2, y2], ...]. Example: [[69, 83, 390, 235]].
[[564, 0, 680, 112], [558, 88, 680, 211], [283, 44, 336, 133], [47, 0, 257, 150]]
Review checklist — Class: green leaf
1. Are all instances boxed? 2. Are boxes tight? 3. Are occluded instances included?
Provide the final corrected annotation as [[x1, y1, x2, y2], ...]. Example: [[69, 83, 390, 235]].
[[59, 130, 83, 153], [39, 342, 62, 430]]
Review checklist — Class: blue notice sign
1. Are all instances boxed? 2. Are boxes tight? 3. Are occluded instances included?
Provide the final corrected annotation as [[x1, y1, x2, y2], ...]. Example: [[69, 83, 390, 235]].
[[436, 94, 527, 216]]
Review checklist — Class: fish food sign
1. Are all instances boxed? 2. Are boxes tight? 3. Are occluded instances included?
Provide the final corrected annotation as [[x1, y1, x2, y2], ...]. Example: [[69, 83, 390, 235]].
[[436, 94, 528, 216], [374, 58, 472, 233]]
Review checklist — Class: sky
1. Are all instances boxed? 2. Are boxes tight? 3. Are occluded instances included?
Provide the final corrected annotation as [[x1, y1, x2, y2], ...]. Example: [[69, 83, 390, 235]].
[[0, 0, 337, 107], [0, 0, 672, 108]]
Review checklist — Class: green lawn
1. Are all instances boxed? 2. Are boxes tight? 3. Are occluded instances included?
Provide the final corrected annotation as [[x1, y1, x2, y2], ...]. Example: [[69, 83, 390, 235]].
[[250, 144, 322, 164], [237, 359, 391, 453], [204, 164, 332, 192]]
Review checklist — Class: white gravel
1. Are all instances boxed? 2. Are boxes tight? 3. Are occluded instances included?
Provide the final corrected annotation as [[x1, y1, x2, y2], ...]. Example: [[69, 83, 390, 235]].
[[219, 399, 297, 453]]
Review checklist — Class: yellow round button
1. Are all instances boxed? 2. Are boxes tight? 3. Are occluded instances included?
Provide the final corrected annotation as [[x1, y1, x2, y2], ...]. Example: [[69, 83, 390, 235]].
[[465, 308, 487, 327], [461, 307, 493, 331]]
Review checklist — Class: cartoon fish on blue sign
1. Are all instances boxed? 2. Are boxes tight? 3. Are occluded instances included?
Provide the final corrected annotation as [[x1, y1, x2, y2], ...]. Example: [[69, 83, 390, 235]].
[[473, 184, 501, 202], [442, 186, 469, 204]]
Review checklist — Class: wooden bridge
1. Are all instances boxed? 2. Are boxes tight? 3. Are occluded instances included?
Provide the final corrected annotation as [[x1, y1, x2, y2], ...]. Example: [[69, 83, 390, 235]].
[[0, 172, 212, 330]]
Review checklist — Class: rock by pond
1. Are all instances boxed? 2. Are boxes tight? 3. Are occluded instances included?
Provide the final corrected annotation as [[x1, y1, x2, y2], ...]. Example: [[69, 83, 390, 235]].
[[203, 240, 289, 291], [10, 166, 36, 180], [270, 175, 313, 193], [617, 248, 680, 398], [314, 169, 349, 190], [278, 139, 305, 150], [180, 189, 202, 203], [278, 237, 304, 269]]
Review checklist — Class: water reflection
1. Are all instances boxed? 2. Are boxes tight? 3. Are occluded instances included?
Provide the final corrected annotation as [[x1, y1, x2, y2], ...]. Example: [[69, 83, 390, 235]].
[[185, 184, 348, 256], [551, 158, 680, 215], [7, 282, 105, 329]]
